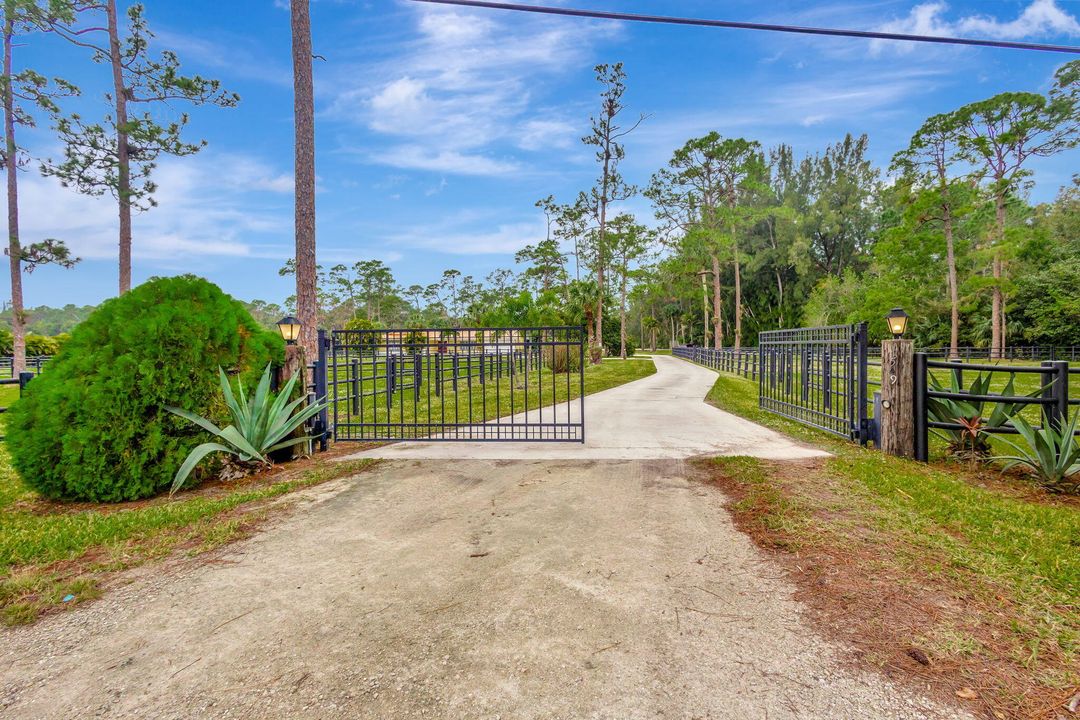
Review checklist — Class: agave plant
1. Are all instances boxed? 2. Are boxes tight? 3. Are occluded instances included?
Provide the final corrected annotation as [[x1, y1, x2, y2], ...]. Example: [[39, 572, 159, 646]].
[[166, 365, 327, 495], [991, 412, 1080, 494], [926, 370, 1039, 459]]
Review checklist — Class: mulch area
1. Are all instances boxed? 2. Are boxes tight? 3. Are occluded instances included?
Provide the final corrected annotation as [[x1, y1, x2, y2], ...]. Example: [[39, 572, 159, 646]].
[[695, 457, 1079, 720]]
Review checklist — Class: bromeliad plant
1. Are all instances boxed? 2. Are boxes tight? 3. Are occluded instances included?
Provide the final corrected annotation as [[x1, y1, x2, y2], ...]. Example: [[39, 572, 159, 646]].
[[991, 412, 1080, 494], [926, 370, 1038, 459], [166, 365, 327, 495]]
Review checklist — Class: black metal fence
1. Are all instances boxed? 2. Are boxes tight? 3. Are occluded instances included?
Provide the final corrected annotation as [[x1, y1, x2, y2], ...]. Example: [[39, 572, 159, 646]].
[[868, 346, 1080, 362], [758, 323, 869, 442], [0, 356, 49, 379], [325, 326, 585, 442], [672, 346, 757, 380], [914, 355, 1077, 462]]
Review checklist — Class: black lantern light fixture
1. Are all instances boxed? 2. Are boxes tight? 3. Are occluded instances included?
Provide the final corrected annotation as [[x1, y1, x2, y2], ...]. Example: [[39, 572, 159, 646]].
[[885, 307, 909, 339], [276, 316, 302, 346]]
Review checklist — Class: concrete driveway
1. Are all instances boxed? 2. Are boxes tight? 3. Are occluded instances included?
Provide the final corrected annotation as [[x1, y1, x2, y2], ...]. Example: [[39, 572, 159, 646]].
[[347, 354, 828, 461], [0, 356, 967, 719], [0, 458, 967, 720]]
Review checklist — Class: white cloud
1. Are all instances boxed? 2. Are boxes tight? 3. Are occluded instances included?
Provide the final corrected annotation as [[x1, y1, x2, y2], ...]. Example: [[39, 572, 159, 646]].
[[382, 210, 547, 256], [518, 118, 579, 151], [871, 0, 1080, 54], [369, 146, 519, 176], [20, 152, 292, 263], [327, 3, 615, 175], [153, 28, 291, 87]]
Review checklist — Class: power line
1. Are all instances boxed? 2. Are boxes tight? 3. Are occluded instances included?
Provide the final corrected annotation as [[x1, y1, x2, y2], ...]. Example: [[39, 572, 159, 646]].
[[410, 0, 1080, 55]]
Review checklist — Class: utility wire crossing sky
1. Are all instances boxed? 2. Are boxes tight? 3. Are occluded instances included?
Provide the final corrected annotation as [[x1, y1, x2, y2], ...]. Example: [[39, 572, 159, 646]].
[[412, 0, 1080, 54]]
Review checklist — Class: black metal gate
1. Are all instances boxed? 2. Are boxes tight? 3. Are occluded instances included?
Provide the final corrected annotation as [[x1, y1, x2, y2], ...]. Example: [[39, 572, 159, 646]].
[[326, 326, 585, 442], [758, 323, 869, 442]]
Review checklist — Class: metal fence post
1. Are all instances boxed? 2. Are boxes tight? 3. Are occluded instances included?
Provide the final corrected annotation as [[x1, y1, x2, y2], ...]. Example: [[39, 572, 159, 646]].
[[1042, 360, 1069, 430], [913, 352, 928, 462], [856, 322, 869, 444], [315, 329, 330, 451]]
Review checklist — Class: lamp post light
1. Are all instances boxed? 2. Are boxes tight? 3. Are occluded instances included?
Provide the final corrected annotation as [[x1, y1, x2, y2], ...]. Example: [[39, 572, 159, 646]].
[[276, 316, 302, 346], [885, 307, 910, 339]]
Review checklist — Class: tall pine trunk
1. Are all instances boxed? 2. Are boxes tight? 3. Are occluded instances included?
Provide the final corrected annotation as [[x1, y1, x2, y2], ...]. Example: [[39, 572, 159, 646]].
[[733, 242, 742, 350], [106, 0, 132, 294], [944, 208, 959, 360], [710, 253, 722, 348], [618, 263, 627, 359], [594, 151, 609, 364], [292, 0, 318, 359], [991, 193, 1006, 360], [3, 6, 23, 372]]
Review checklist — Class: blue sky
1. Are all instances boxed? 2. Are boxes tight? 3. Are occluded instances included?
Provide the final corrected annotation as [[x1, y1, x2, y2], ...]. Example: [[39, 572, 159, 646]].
[[13, 0, 1080, 308]]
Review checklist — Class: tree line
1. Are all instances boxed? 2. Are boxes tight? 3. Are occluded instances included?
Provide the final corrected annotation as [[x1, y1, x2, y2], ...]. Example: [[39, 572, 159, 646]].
[[265, 59, 1080, 361], [5, 1, 1079, 373], [1, 0, 240, 374]]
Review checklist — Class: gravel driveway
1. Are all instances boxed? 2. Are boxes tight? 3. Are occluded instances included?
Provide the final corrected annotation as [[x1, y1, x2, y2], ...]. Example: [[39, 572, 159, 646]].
[[0, 457, 969, 719]]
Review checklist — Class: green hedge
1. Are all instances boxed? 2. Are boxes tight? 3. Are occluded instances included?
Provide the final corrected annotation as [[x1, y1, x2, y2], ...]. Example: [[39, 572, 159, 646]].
[[7, 276, 284, 502]]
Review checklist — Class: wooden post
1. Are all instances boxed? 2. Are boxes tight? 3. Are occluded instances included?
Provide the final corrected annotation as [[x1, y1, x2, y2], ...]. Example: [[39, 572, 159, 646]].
[[880, 339, 914, 458], [278, 345, 305, 389]]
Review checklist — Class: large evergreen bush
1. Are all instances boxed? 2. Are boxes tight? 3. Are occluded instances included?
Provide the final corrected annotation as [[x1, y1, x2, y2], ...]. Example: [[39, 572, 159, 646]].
[[7, 276, 283, 501]]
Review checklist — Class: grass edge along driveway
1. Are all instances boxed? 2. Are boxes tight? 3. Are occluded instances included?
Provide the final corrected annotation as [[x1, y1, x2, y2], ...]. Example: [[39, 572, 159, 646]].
[[699, 370, 1079, 720]]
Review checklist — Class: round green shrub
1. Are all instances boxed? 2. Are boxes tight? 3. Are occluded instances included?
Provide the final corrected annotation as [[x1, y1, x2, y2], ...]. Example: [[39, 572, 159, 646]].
[[7, 275, 284, 502]]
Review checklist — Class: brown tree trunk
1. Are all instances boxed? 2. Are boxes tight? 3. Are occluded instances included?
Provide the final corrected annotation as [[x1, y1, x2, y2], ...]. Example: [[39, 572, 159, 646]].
[[3, 8, 24, 372], [710, 254, 722, 349], [733, 241, 742, 351], [106, 0, 131, 294], [990, 194, 1005, 360], [592, 118, 616, 364], [699, 271, 709, 347], [292, 0, 318, 359], [944, 207, 960, 360], [619, 265, 627, 359]]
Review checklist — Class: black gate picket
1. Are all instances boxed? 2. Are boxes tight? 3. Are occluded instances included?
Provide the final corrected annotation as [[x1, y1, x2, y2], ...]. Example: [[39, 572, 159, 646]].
[[758, 323, 869, 442], [326, 326, 585, 442]]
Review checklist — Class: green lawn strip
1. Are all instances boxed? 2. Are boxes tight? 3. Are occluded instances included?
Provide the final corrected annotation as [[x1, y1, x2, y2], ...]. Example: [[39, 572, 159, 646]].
[[1, 454, 379, 626], [701, 369, 1079, 694], [0, 385, 19, 409]]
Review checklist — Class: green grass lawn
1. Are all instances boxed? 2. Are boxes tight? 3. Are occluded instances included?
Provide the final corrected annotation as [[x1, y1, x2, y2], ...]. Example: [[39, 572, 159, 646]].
[[0, 446, 381, 626], [696, 366, 1079, 715], [0, 384, 20, 409]]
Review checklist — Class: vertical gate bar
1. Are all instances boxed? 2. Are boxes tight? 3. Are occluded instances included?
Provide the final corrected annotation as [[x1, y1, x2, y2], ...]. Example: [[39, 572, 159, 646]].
[[856, 322, 868, 444], [387, 354, 394, 413], [331, 330, 339, 442], [414, 351, 421, 403], [351, 357, 359, 415], [316, 329, 329, 450], [914, 352, 929, 462], [801, 346, 809, 402], [823, 346, 832, 412], [579, 327, 585, 443]]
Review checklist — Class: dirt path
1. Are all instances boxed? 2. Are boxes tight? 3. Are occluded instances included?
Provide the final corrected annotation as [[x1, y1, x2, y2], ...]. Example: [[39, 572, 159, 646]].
[[0, 459, 968, 719]]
